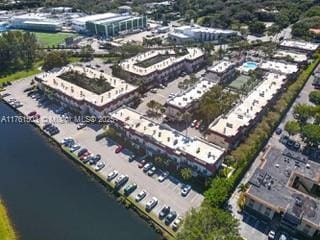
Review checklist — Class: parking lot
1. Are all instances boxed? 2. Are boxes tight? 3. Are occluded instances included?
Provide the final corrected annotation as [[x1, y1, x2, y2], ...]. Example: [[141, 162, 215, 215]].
[[2, 77, 204, 228]]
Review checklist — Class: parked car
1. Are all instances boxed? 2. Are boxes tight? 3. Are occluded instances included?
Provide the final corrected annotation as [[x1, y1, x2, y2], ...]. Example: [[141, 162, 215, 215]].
[[124, 183, 137, 195], [158, 171, 169, 182], [280, 135, 289, 144], [71, 144, 81, 152], [89, 154, 101, 165], [275, 128, 282, 135], [128, 155, 136, 162], [94, 161, 105, 171], [114, 175, 129, 189], [165, 210, 177, 225], [77, 122, 86, 130], [195, 120, 202, 129], [145, 197, 158, 212], [143, 163, 153, 172], [181, 184, 191, 196], [279, 233, 288, 240], [150, 88, 157, 93], [107, 170, 118, 181], [31, 114, 40, 120], [77, 148, 88, 157], [159, 205, 170, 219], [28, 111, 37, 117], [135, 190, 147, 202], [115, 145, 124, 154], [43, 123, 53, 130], [268, 230, 276, 240], [138, 160, 146, 168], [190, 120, 197, 128], [147, 166, 156, 176], [172, 216, 183, 231]]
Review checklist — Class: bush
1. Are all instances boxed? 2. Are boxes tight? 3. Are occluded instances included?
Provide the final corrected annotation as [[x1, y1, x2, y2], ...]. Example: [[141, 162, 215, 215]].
[[309, 90, 320, 105]]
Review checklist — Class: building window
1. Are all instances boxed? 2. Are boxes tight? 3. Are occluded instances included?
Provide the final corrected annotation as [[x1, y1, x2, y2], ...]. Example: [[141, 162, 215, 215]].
[[248, 199, 255, 208], [264, 207, 271, 217], [303, 224, 311, 234]]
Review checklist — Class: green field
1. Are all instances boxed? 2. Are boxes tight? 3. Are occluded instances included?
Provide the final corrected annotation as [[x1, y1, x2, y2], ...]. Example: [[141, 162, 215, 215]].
[[0, 200, 17, 240], [32, 32, 78, 47]]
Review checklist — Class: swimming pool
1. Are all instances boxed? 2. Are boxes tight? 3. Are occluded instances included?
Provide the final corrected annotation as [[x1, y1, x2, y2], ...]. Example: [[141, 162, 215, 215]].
[[243, 61, 258, 70]]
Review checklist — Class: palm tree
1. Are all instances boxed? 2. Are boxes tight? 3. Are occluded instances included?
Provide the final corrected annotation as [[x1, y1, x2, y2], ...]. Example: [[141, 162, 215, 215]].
[[181, 112, 191, 136]]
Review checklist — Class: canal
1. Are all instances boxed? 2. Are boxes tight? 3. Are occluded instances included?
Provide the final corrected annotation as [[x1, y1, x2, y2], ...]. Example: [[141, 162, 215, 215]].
[[0, 102, 160, 240]]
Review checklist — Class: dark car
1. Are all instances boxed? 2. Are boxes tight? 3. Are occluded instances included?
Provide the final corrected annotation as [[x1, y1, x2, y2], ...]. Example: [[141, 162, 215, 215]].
[[28, 111, 37, 117], [77, 148, 88, 157], [280, 135, 289, 144], [165, 211, 177, 225], [159, 206, 170, 219], [43, 123, 53, 130], [89, 154, 101, 165], [275, 128, 282, 135]]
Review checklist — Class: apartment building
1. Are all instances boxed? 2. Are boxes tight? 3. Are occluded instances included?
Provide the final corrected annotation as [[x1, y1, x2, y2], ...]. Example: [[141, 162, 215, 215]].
[[207, 60, 236, 84], [165, 80, 215, 121], [280, 40, 319, 55], [36, 65, 138, 118], [119, 48, 205, 87], [109, 107, 225, 176], [245, 147, 320, 238], [207, 72, 287, 149]]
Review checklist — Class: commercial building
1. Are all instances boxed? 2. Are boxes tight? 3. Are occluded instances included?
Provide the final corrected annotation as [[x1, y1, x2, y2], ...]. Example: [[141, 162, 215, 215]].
[[207, 72, 287, 149], [206, 60, 236, 83], [280, 40, 319, 54], [245, 147, 320, 238], [10, 14, 62, 32], [36, 65, 138, 117], [109, 107, 225, 176], [119, 48, 205, 87], [168, 25, 239, 44], [273, 50, 308, 64], [165, 80, 215, 121], [72, 12, 147, 37]]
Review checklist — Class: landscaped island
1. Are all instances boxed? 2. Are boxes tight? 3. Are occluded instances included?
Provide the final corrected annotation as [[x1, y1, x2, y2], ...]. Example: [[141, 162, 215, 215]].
[[0, 199, 17, 240]]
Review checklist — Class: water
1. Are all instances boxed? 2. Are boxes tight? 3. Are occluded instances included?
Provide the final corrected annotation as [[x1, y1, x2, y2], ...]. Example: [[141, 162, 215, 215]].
[[243, 61, 258, 70], [0, 102, 159, 240]]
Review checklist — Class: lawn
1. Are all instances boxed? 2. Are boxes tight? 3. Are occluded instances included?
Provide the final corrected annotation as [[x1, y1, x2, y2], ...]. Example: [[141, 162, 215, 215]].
[[0, 61, 42, 86], [0, 200, 17, 240], [32, 32, 78, 47]]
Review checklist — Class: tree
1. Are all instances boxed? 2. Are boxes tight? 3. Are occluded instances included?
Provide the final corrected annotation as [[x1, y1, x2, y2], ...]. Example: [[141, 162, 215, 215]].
[[301, 124, 320, 146], [80, 45, 94, 61], [180, 167, 193, 181], [284, 120, 300, 136], [177, 205, 242, 240], [248, 21, 266, 35], [42, 51, 69, 71], [293, 103, 314, 123], [146, 100, 157, 115], [309, 91, 320, 105]]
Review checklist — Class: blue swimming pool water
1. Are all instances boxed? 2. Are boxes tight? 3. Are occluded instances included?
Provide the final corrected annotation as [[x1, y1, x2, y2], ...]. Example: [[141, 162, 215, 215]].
[[243, 61, 258, 70]]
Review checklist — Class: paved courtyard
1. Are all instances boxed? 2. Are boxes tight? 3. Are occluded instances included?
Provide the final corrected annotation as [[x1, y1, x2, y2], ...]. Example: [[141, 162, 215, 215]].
[[2, 77, 204, 223]]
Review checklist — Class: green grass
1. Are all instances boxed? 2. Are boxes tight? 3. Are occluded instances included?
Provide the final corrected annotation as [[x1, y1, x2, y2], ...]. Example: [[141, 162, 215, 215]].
[[32, 32, 78, 47], [0, 200, 17, 240], [0, 61, 42, 85]]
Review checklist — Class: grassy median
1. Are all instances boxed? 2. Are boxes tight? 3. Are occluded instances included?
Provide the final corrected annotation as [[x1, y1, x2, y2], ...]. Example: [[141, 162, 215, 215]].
[[0, 199, 17, 240]]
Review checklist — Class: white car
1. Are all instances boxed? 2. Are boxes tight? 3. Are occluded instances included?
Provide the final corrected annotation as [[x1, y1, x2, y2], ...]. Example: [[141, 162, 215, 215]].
[[150, 89, 157, 93], [70, 144, 81, 152], [181, 184, 191, 196], [190, 120, 197, 128], [172, 216, 183, 231], [94, 161, 105, 171], [135, 190, 147, 202], [145, 197, 158, 211], [268, 230, 275, 240], [158, 171, 169, 182], [107, 170, 118, 181]]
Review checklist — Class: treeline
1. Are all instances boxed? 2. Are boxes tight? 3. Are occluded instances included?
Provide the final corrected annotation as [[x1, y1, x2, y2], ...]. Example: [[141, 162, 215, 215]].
[[0, 31, 38, 76]]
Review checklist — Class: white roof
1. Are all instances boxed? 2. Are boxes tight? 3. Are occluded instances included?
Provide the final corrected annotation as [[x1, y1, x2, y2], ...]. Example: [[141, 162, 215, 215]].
[[260, 60, 298, 75], [110, 107, 225, 165], [273, 50, 307, 63], [175, 25, 238, 35], [280, 40, 319, 52], [37, 65, 137, 107], [209, 72, 287, 137], [209, 61, 234, 73], [73, 13, 120, 24], [167, 80, 215, 109], [120, 48, 204, 76]]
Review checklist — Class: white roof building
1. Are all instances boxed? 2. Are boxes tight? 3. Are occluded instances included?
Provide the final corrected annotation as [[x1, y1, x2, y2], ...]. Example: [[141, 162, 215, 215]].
[[280, 40, 319, 52], [273, 50, 308, 63], [120, 48, 204, 76], [37, 65, 137, 107], [209, 72, 287, 139], [167, 80, 215, 109], [110, 107, 225, 167], [260, 60, 298, 75], [209, 61, 234, 74]]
